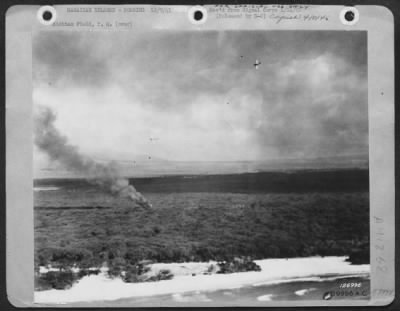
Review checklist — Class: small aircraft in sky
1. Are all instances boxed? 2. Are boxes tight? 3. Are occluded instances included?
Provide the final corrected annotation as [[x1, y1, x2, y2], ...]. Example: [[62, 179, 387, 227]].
[[254, 59, 261, 70]]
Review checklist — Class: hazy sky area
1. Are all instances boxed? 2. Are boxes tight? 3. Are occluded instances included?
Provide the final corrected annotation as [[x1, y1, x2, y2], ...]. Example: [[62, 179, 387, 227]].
[[33, 30, 367, 165]]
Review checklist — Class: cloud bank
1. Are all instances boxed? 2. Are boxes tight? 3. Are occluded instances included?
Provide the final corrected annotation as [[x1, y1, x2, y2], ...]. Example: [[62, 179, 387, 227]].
[[33, 30, 368, 163]]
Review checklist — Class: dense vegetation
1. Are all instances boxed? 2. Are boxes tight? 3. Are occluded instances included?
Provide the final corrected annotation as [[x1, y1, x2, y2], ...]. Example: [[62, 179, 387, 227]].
[[34, 169, 369, 290]]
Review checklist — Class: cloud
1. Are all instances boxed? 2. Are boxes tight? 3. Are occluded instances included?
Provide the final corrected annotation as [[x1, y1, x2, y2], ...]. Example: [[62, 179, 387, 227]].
[[33, 30, 367, 162], [33, 32, 112, 88]]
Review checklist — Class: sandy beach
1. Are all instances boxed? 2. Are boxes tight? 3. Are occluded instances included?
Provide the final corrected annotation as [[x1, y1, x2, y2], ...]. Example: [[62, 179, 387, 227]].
[[35, 256, 369, 304]]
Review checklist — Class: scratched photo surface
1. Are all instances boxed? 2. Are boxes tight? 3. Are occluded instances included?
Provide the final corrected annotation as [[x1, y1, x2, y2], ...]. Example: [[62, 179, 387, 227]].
[[33, 30, 370, 305]]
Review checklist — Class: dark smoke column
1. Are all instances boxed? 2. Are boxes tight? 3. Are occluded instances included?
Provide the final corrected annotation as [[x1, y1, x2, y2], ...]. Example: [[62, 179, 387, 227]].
[[34, 105, 151, 208]]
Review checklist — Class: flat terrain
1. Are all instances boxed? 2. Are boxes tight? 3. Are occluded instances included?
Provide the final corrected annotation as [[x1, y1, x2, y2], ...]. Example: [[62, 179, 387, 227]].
[[34, 169, 369, 271], [35, 257, 370, 304], [35, 169, 369, 193]]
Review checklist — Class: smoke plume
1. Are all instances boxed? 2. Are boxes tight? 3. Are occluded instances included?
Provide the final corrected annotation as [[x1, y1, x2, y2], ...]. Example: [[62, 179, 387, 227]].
[[34, 105, 151, 208]]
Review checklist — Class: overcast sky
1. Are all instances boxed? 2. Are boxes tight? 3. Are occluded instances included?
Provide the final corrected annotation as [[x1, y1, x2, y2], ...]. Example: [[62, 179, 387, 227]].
[[33, 30, 367, 163]]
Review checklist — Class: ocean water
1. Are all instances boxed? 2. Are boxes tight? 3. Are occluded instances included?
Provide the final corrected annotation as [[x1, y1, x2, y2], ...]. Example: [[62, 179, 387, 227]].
[[34, 257, 370, 305]]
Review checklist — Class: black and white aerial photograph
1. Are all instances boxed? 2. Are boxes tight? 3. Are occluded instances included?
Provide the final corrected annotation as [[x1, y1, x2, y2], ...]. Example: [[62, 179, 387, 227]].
[[33, 30, 370, 305]]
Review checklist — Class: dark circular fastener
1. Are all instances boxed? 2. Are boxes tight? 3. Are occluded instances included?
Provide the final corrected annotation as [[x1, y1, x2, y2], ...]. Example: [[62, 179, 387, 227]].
[[344, 10, 355, 22], [42, 10, 53, 21], [193, 10, 203, 21]]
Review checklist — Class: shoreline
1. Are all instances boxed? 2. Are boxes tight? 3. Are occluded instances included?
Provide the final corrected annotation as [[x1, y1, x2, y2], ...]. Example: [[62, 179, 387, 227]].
[[35, 256, 370, 304]]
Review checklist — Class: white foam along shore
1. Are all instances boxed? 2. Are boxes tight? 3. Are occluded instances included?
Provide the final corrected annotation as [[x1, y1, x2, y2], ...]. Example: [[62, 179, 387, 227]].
[[35, 256, 369, 304], [33, 186, 60, 192]]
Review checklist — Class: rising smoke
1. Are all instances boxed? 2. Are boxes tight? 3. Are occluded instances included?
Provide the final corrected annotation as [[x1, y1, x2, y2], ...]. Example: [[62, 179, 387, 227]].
[[34, 105, 151, 208]]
